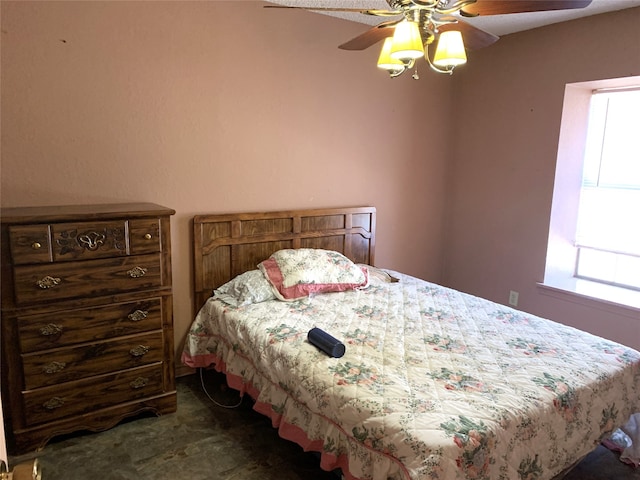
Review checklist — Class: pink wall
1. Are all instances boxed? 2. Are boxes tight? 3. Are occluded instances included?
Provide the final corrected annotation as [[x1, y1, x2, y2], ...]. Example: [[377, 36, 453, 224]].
[[445, 7, 640, 349], [2, 2, 638, 358], [0, 1, 452, 366]]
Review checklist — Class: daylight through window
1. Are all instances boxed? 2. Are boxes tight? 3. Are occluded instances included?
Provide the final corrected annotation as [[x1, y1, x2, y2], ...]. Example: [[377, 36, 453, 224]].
[[574, 88, 640, 290]]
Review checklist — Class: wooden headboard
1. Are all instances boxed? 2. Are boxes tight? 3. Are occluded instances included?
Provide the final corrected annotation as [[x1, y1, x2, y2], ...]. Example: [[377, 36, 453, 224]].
[[192, 206, 376, 310]]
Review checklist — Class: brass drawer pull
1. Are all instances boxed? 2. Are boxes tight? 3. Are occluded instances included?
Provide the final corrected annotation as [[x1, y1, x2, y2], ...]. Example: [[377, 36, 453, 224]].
[[130, 377, 148, 389], [127, 266, 147, 278], [144, 233, 152, 240], [40, 323, 63, 336], [43, 397, 64, 410], [42, 361, 66, 374], [32, 242, 42, 249], [129, 345, 150, 357], [36, 275, 61, 289], [128, 309, 149, 322]]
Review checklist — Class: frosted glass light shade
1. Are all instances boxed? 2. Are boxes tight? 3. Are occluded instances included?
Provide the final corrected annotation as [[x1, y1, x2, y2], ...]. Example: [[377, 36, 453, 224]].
[[390, 20, 424, 61], [433, 30, 467, 67], [377, 37, 405, 72]]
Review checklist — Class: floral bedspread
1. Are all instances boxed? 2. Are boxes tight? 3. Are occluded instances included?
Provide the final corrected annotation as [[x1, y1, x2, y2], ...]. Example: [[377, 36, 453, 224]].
[[182, 271, 640, 480]]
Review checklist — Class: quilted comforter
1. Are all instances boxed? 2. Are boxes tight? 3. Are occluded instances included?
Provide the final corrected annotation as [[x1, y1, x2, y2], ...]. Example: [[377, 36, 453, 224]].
[[182, 271, 640, 480]]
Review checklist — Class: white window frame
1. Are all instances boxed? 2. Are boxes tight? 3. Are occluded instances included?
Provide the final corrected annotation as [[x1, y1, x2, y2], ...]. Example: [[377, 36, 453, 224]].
[[573, 88, 640, 291], [542, 76, 640, 310]]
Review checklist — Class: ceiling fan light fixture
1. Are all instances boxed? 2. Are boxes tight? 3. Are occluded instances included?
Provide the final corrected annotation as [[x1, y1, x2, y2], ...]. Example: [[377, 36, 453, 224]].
[[390, 20, 424, 61], [266, 0, 596, 79], [377, 37, 405, 73], [433, 30, 467, 68]]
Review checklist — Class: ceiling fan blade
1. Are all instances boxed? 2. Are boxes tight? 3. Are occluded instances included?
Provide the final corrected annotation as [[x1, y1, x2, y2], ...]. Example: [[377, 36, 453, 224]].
[[338, 20, 400, 50], [263, 5, 402, 17], [439, 18, 499, 50], [460, 0, 592, 17]]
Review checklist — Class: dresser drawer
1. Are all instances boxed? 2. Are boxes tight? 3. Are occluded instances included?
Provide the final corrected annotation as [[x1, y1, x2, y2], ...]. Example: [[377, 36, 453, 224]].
[[22, 364, 165, 427], [22, 331, 164, 389], [129, 219, 161, 255], [18, 298, 163, 353], [51, 220, 128, 261], [9, 225, 52, 264], [13, 254, 162, 305]]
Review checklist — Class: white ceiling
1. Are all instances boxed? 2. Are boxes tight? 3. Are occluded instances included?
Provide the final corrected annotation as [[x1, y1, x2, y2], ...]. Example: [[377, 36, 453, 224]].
[[267, 0, 640, 36]]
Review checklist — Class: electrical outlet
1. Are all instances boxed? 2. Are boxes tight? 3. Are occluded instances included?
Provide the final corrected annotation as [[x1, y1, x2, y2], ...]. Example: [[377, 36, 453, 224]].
[[509, 290, 519, 307]]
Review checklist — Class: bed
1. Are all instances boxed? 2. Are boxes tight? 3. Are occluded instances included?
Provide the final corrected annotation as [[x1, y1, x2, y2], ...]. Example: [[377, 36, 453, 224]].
[[182, 206, 640, 480]]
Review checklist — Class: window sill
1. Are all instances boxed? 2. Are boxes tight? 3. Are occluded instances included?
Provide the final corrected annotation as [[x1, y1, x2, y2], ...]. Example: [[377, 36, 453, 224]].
[[538, 277, 640, 319]]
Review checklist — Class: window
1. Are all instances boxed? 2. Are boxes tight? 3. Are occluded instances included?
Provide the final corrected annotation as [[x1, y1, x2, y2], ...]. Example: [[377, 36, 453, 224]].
[[574, 89, 640, 290], [543, 77, 640, 309]]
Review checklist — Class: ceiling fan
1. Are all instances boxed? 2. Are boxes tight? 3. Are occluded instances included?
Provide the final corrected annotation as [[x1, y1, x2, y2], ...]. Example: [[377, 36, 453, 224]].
[[265, 0, 593, 78]]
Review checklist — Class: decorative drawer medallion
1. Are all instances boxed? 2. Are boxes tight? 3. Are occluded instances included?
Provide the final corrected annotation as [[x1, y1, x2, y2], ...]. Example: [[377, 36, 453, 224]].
[[17, 298, 163, 353], [22, 364, 164, 427], [12, 254, 162, 305], [21, 331, 164, 389]]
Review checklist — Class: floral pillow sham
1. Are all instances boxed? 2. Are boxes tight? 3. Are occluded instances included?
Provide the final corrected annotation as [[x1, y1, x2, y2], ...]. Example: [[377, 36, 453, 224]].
[[258, 248, 369, 301]]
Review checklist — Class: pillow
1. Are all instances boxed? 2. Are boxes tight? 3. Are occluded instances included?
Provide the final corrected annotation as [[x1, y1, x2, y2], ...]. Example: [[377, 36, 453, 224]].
[[258, 248, 369, 301], [213, 270, 276, 307], [357, 264, 400, 284]]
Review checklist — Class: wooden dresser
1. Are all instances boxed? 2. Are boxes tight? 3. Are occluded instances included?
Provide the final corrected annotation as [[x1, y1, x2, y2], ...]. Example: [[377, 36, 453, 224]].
[[0, 203, 177, 454]]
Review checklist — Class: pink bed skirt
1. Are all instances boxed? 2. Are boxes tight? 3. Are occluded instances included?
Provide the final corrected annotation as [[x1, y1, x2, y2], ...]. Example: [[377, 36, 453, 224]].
[[181, 351, 374, 480]]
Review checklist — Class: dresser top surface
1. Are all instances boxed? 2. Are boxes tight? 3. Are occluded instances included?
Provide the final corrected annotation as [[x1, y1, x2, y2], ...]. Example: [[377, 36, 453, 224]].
[[1, 203, 175, 224]]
